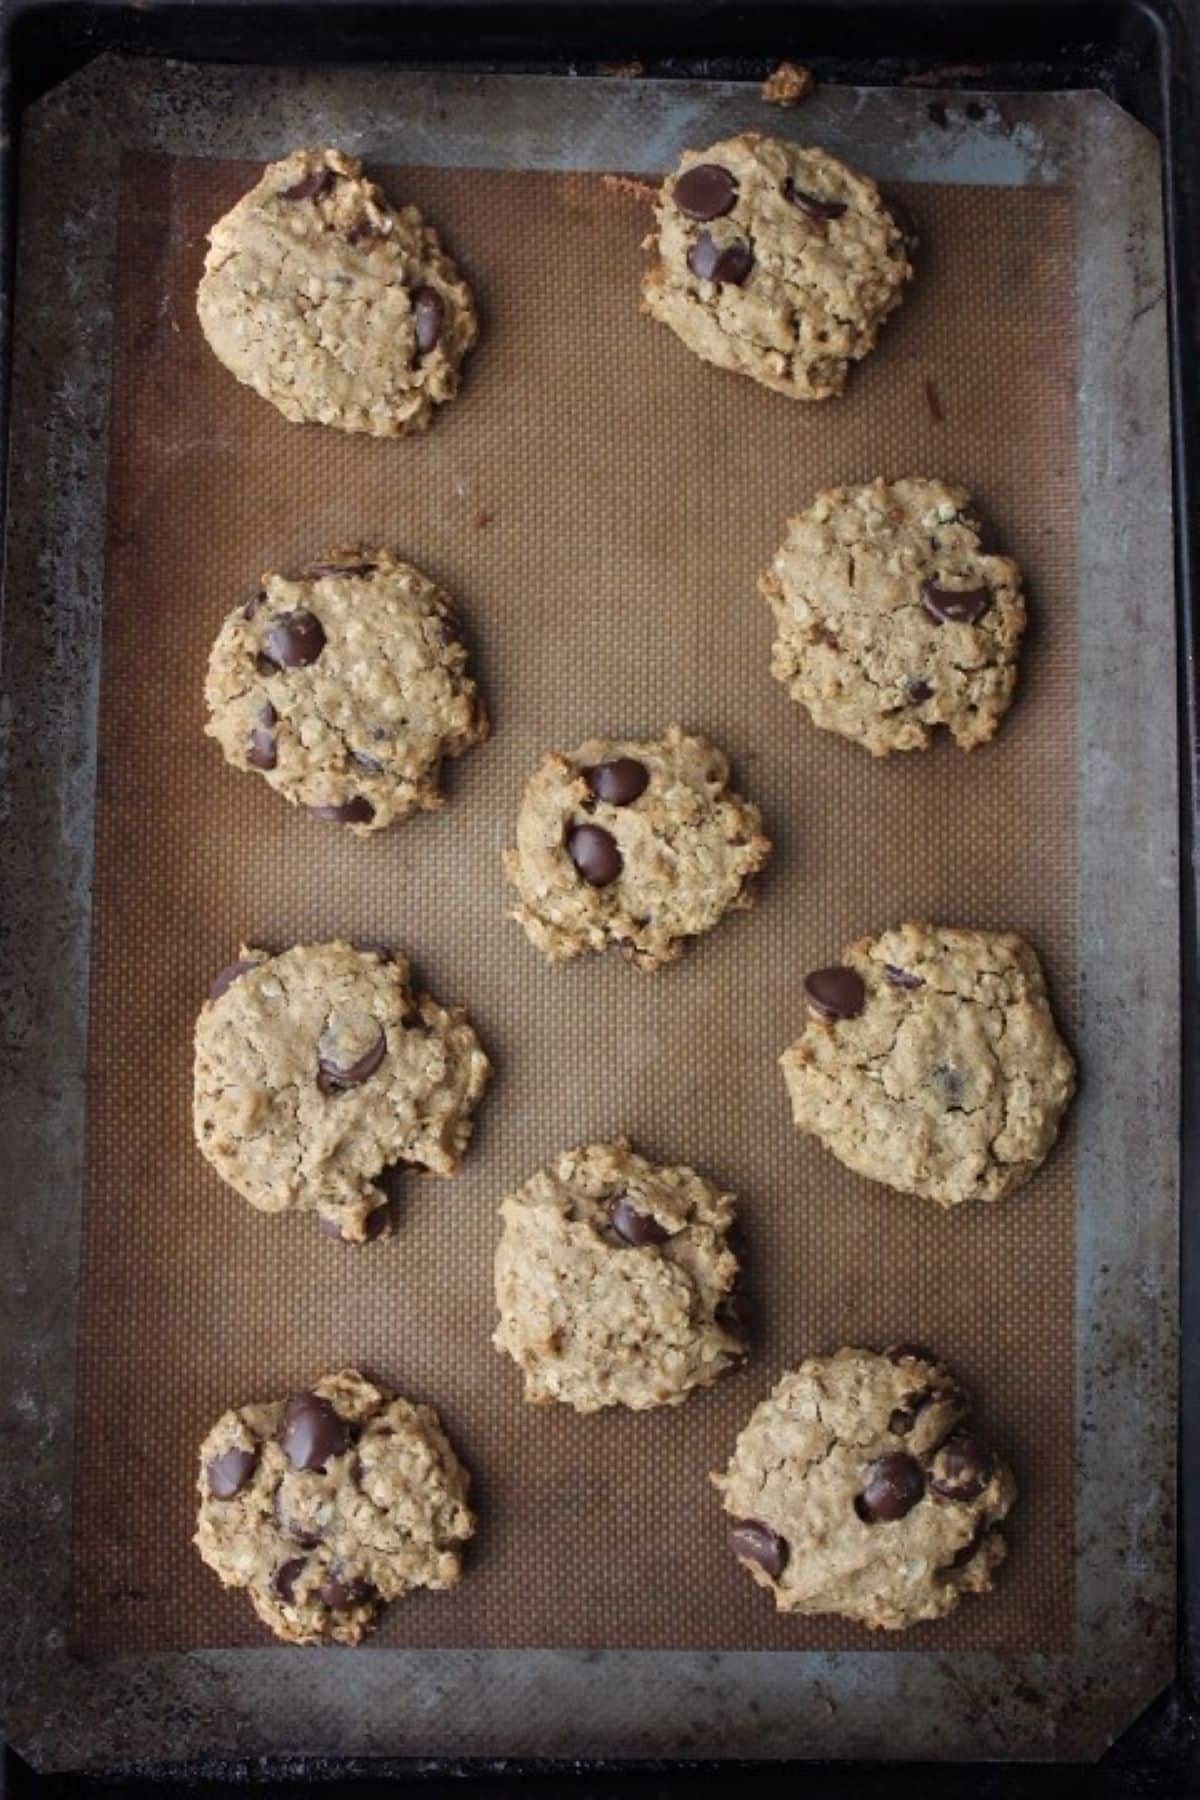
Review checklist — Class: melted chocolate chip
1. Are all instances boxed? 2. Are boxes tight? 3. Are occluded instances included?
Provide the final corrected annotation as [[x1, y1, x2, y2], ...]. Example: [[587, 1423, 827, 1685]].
[[318, 1026, 386, 1091], [784, 180, 848, 223], [884, 964, 925, 990], [688, 232, 754, 285], [320, 1570, 378, 1610], [609, 1194, 674, 1246], [584, 758, 649, 806], [804, 966, 866, 1020], [263, 610, 326, 668], [729, 1518, 788, 1580], [411, 286, 445, 356], [206, 1446, 257, 1498], [271, 1556, 308, 1602], [673, 163, 738, 221], [280, 167, 332, 202], [921, 580, 991, 626], [243, 589, 267, 620], [247, 701, 278, 771], [280, 1393, 349, 1472], [929, 1434, 994, 1502], [946, 1526, 988, 1570], [907, 679, 934, 705], [319, 1204, 390, 1243], [208, 959, 258, 1001], [566, 822, 622, 886], [349, 750, 385, 775], [308, 797, 375, 825], [855, 1452, 925, 1522]]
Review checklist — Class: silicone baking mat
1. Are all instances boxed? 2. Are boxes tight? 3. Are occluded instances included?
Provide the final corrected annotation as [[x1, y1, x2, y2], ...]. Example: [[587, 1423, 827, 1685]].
[[71, 153, 1076, 1655]]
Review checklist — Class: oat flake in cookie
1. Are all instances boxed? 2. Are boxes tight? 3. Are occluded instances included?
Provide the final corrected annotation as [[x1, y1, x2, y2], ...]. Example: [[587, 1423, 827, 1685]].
[[493, 1140, 747, 1412], [195, 1369, 474, 1645], [780, 923, 1076, 1209], [193, 942, 490, 1241], [716, 1347, 1015, 1630], [762, 478, 1027, 755], [205, 549, 487, 833], [504, 726, 770, 970], [196, 147, 477, 436], [642, 133, 913, 400]]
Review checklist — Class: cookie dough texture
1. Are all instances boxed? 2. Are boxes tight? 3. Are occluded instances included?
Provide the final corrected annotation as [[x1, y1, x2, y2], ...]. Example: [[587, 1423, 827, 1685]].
[[205, 548, 487, 833], [193, 942, 490, 1240], [195, 1368, 474, 1645], [493, 1140, 746, 1412], [196, 147, 477, 436], [781, 923, 1076, 1208], [716, 1347, 1016, 1630], [642, 134, 913, 400], [504, 727, 770, 971], [761, 478, 1027, 755]]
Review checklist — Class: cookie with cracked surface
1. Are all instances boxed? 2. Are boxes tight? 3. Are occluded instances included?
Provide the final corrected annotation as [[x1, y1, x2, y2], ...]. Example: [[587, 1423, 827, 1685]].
[[642, 133, 913, 400], [193, 942, 490, 1241], [205, 548, 487, 833], [761, 477, 1027, 755], [195, 1368, 474, 1645], [504, 727, 770, 971], [715, 1346, 1016, 1630], [493, 1140, 747, 1411], [780, 923, 1076, 1208], [196, 147, 477, 436]]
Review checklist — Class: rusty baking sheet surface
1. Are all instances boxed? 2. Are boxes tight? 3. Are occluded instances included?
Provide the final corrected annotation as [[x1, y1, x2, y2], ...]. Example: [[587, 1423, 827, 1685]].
[[0, 64, 1175, 1767]]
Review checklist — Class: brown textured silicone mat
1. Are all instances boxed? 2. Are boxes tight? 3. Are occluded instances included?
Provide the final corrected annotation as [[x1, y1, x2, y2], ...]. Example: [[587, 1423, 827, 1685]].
[[72, 153, 1077, 1656]]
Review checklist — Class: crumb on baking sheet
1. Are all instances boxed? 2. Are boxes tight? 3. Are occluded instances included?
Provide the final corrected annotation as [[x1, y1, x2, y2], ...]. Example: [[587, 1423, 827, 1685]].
[[601, 173, 661, 203], [761, 60, 815, 106], [924, 376, 944, 423], [598, 59, 646, 78]]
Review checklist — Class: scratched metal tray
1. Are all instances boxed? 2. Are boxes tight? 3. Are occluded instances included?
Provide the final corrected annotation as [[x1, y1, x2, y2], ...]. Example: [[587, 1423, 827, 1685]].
[[0, 47, 1183, 1785]]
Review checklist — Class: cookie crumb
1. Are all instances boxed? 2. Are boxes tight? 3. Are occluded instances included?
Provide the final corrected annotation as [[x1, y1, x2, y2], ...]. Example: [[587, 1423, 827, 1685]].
[[761, 60, 815, 106], [904, 62, 989, 86], [598, 58, 645, 77], [475, 509, 494, 530], [602, 172, 660, 203]]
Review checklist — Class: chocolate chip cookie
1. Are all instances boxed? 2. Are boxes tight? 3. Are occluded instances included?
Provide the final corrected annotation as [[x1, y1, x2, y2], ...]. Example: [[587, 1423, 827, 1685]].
[[504, 727, 770, 970], [715, 1347, 1015, 1630], [493, 1140, 746, 1412], [780, 923, 1076, 1208], [761, 478, 1027, 755], [197, 147, 476, 436], [205, 548, 487, 833], [193, 942, 490, 1241], [195, 1368, 474, 1645], [642, 134, 913, 400]]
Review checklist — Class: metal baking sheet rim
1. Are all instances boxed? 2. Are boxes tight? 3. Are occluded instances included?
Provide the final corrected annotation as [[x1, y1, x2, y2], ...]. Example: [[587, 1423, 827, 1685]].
[[0, 61, 1177, 1768]]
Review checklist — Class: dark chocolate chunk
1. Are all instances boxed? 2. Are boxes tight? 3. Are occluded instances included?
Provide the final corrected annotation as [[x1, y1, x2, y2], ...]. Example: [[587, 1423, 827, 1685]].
[[803, 966, 866, 1020], [308, 797, 375, 825], [280, 167, 332, 202], [206, 1446, 257, 1499], [729, 1518, 788, 1579], [247, 701, 278, 770], [855, 1452, 925, 1522], [884, 964, 925, 989], [243, 589, 267, 620], [318, 1026, 387, 1090], [584, 758, 649, 806], [688, 232, 754, 285], [349, 750, 385, 775], [319, 1570, 378, 1610], [673, 163, 738, 221], [566, 822, 622, 886], [929, 1434, 994, 1502], [411, 286, 445, 356], [609, 1194, 674, 1246], [263, 610, 326, 668], [907, 679, 934, 705], [784, 180, 847, 223], [921, 580, 991, 626], [280, 1392, 349, 1472], [271, 1556, 308, 1602], [208, 959, 259, 1001]]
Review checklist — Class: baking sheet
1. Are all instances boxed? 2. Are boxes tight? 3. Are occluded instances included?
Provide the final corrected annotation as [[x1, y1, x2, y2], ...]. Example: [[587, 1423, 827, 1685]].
[[0, 61, 1176, 1766], [69, 148, 1078, 1656]]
